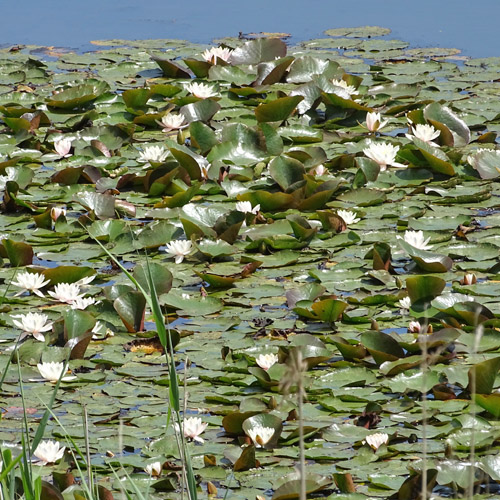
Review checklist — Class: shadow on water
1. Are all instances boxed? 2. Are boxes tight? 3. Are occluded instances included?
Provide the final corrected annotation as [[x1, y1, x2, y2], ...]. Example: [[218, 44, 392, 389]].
[[2, 0, 500, 58]]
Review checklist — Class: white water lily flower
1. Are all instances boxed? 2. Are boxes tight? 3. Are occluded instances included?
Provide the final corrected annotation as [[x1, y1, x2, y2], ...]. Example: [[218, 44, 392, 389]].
[[363, 141, 405, 170], [37, 361, 75, 382], [364, 432, 389, 451], [255, 353, 278, 371], [246, 426, 275, 448], [337, 209, 360, 225], [331, 79, 357, 99], [185, 82, 219, 99], [181, 417, 208, 443], [145, 461, 162, 477], [0, 167, 17, 190], [202, 46, 233, 64], [50, 206, 66, 221], [165, 240, 193, 264], [408, 321, 421, 333], [76, 275, 96, 287], [12, 312, 53, 342], [364, 112, 388, 133], [467, 148, 500, 179], [235, 201, 260, 214], [71, 296, 96, 310], [402, 230, 432, 251], [48, 282, 83, 304], [138, 145, 168, 164], [54, 138, 72, 157], [311, 164, 327, 176], [11, 271, 50, 297], [398, 296, 411, 310], [158, 113, 187, 132], [406, 123, 440, 145], [33, 440, 65, 465]]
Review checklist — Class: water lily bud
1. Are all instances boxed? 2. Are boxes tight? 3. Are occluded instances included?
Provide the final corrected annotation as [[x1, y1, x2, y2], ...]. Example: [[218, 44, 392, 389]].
[[460, 273, 477, 285]]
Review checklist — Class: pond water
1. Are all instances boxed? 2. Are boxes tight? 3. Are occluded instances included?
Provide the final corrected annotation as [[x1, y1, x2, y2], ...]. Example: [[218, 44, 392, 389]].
[[3, 0, 500, 58]]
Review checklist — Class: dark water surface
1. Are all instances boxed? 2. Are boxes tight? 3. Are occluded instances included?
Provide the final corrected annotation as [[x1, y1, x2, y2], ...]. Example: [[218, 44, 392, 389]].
[[2, 0, 499, 58]]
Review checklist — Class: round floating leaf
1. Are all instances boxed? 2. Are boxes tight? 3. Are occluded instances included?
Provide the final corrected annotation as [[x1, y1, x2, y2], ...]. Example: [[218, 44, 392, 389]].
[[122, 88, 150, 109], [222, 411, 262, 435], [424, 102, 470, 147], [360, 330, 404, 365], [114, 290, 146, 333], [63, 309, 96, 341], [151, 56, 191, 78], [475, 394, 500, 417], [46, 81, 109, 109], [230, 38, 287, 65], [272, 472, 331, 500], [269, 155, 305, 191], [413, 138, 455, 176], [325, 26, 391, 37], [406, 276, 446, 304], [42, 266, 94, 286], [468, 357, 500, 395], [255, 96, 303, 123], [3, 239, 33, 266], [133, 262, 173, 296], [398, 239, 453, 273], [180, 99, 220, 123], [311, 298, 348, 323]]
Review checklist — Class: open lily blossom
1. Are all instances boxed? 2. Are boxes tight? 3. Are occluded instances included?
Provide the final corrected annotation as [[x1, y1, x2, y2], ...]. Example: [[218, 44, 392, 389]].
[[164, 240, 193, 264], [180, 417, 208, 443], [402, 230, 432, 250], [255, 353, 278, 371], [363, 141, 405, 170], [246, 426, 275, 448], [33, 440, 65, 465], [185, 82, 219, 99], [331, 78, 357, 99], [48, 282, 83, 304], [364, 432, 389, 451], [337, 209, 360, 225], [145, 461, 162, 477], [0, 167, 16, 190], [71, 296, 97, 310], [138, 145, 168, 163], [202, 46, 233, 64], [398, 296, 411, 310], [435, 292, 474, 309], [13, 312, 53, 341], [54, 137, 72, 157], [235, 201, 260, 214], [406, 123, 440, 145], [364, 111, 388, 133], [158, 113, 187, 132], [37, 362, 76, 382], [11, 271, 50, 297]]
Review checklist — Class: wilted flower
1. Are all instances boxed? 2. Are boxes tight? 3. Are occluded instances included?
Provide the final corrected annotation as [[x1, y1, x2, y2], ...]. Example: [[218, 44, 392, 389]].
[[11, 271, 50, 297], [145, 461, 162, 477], [54, 138, 72, 157], [246, 426, 275, 448], [157, 113, 187, 133], [461, 273, 477, 285], [235, 201, 260, 214], [138, 145, 168, 164], [337, 209, 360, 225], [406, 123, 440, 146], [181, 417, 208, 443], [364, 432, 389, 451], [363, 142, 405, 170], [402, 230, 432, 251], [398, 296, 411, 310], [50, 206, 66, 221], [71, 296, 96, 310], [255, 353, 278, 371], [331, 79, 357, 99], [37, 362, 75, 382], [12, 312, 53, 342], [48, 282, 83, 304], [164, 240, 193, 264], [185, 82, 219, 99], [364, 112, 388, 133], [33, 440, 65, 465], [202, 46, 233, 64]]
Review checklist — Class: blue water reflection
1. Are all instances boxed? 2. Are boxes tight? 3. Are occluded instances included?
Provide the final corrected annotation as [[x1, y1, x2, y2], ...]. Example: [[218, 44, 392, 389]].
[[2, 0, 499, 58]]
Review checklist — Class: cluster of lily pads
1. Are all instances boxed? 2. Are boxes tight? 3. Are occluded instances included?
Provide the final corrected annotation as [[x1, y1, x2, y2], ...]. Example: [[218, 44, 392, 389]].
[[1, 25, 500, 499]]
